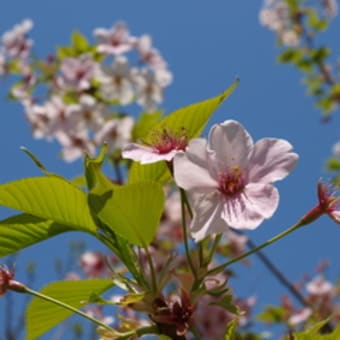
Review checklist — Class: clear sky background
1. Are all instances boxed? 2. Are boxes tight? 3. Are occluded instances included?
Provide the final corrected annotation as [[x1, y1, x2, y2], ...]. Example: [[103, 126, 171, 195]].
[[1, 1, 340, 338]]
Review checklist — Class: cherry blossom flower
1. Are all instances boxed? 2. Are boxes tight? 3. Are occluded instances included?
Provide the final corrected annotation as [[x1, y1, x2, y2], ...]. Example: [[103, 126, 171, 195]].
[[174, 120, 298, 241], [133, 68, 172, 112], [98, 56, 135, 105], [94, 116, 134, 153], [322, 0, 338, 17], [59, 54, 98, 91], [306, 275, 334, 297], [122, 128, 188, 164], [259, 0, 301, 47], [56, 130, 95, 162], [1, 19, 33, 59], [136, 34, 168, 70], [94, 22, 136, 56], [80, 251, 107, 278]]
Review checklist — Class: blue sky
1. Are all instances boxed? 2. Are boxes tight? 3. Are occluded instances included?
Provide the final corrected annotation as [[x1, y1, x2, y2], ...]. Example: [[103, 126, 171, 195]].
[[1, 1, 340, 338]]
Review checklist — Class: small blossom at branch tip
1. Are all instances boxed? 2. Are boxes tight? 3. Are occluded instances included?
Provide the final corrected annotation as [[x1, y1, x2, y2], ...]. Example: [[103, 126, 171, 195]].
[[299, 181, 340, 225], [0, 265, 26, 296], [173, 119, 298, 241]]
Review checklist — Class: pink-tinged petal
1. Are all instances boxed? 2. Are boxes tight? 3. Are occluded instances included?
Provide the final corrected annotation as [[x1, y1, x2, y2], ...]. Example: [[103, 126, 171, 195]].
[[243, 183, 279, 219], [208, 120, 253, 171], [221, 195, 265, 230], [188, 190, 229, 241], [330, 210, 340, 224], [248, 138, 298, 183], [174, 141, 218, 191], [122, 143, 173, 164]]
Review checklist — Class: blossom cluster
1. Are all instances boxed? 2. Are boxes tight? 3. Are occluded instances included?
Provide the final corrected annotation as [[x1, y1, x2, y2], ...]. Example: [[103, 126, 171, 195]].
[[259, 0, 338, 47], [0, 20, 172, 161]]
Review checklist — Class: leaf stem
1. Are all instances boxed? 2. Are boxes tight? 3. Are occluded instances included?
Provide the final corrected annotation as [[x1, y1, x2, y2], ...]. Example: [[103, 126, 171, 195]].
[[143, 245, 158, 293], [179, 188, 197, 280], [206, 220, 305, 277]]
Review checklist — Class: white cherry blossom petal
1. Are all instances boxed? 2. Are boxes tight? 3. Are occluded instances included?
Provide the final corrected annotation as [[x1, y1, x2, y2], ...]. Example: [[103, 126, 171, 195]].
[[174, 150, 217, 191], [208, 120, 253, 171], [122, 143, 176, 164], [189, 190, 229, 242], [221, 195, 265, 230], [248, 138, 298, 183], [243, 182, 279, 219]]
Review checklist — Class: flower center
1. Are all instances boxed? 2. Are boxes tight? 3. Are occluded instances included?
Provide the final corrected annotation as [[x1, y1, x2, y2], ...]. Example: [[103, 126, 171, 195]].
[[152, 129, 187, 155], [218, 167, 245, 196]]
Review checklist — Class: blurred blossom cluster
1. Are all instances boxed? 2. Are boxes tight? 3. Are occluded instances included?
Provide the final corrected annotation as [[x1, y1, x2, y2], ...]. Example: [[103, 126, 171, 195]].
[[259, 0, 337, 47], [259, 261, 340, 333], [0, 20, 172, 161]]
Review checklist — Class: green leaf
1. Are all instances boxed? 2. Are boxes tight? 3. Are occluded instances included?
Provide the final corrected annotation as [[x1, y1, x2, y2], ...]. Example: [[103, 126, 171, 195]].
[[307, 9, 328, 31], [128, 161, 171, 184], [257, 305, 288, 323], [311, 47, 331, 64], [224, 319, 237, 340], [133, 110, 163, 140], [289, 318, 335, 340], [327, 157, 340, 171], [94, 181, 165, 246], [26, 279, 114, 340], [0, 214, 71, 258], [71, 31, 89, 52], [277, 49, 304, 64], [0, 176, 96, 233], [145, 80, 239, 143], [85, 148, 165, 246]]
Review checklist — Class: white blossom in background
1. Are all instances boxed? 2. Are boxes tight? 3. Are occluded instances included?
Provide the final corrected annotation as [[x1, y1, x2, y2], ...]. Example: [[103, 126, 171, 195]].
[[0, 20, 172, 161], [306, 275, 334, 297], [94, 22, 136, 56], [332, 141, 340, 157], [94, 116, 134, 153], [0, 52, 6, 75], [56, 129, 95, 162], [24, 96, 79, 139], [137, 34, 168, 70], [322, 0, 338, 17], [259, 0, 300, 47], [98, 56, 135, 105], [10, 62, 36, 100], [71, 94, 108, 132], [59, 54, 99, 91], [1, 19, 33, 59], [133, 69, 164, 112]]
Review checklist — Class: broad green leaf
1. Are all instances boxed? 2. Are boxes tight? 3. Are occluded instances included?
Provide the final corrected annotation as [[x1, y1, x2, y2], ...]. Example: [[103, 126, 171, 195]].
[[145, 80, 239, 143], [133, 110, 163, 140], [85, 150, 164, 246], [26, 279, 114, 340], [85, 144, 115, 192], [0, 214, 71, 258], [0, 176, 96, 233], [128, 161, 171, 184], [94, 181, 164, 246]]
